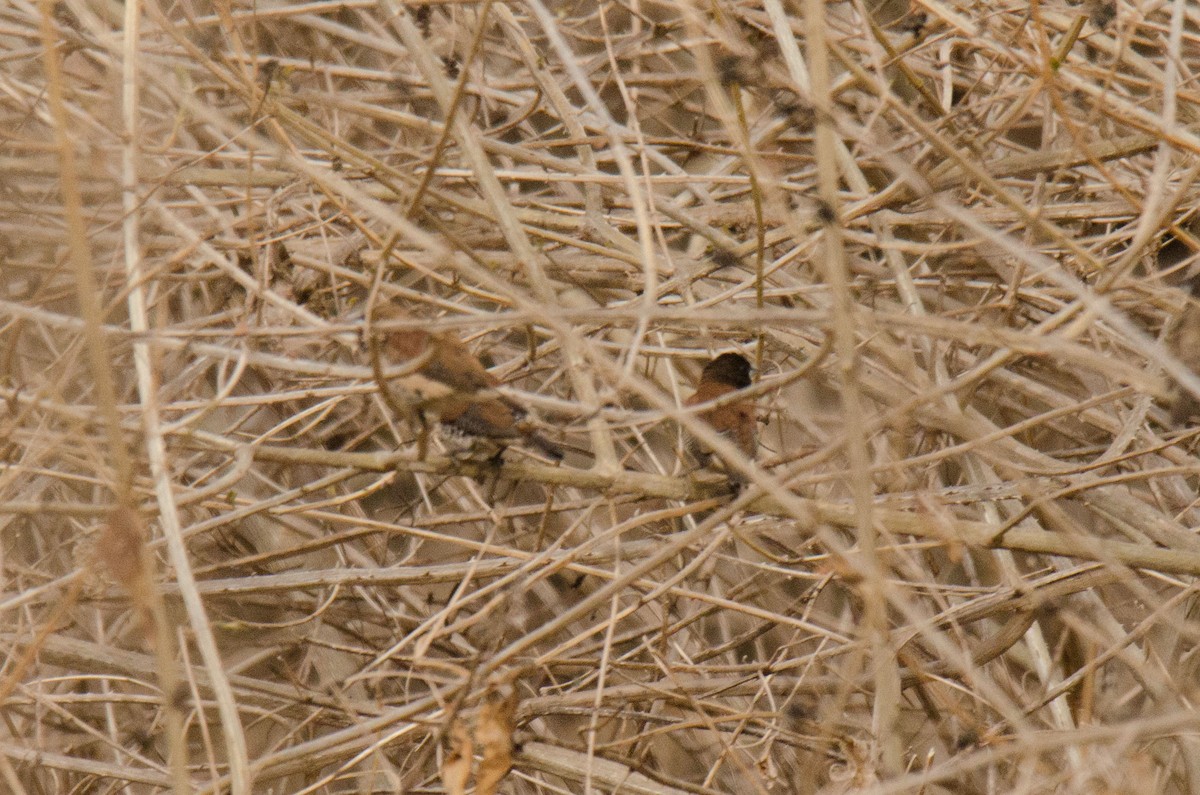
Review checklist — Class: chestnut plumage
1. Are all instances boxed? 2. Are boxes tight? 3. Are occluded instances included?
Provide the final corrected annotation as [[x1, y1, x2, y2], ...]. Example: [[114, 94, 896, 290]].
[[371, 305, 563, 460], [683, 352, 757, 479]]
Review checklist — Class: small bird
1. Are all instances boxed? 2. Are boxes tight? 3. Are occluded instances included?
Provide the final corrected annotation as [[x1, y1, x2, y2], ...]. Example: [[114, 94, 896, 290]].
[[369, 305, 563, 460], [683, 352, 757, 481], [1168, 278, 1200, 425]]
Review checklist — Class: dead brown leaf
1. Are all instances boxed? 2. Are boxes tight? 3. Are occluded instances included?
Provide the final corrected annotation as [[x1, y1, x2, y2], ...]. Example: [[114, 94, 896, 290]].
[[440, 719, 473, 795], [475, 683, 518, 795], [97, 506, 154, 640]]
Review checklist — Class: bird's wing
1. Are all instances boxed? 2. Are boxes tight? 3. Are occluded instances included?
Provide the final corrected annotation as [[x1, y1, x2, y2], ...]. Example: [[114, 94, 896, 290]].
[[423, 336, 499, 393], [441, 398, 517, 439]]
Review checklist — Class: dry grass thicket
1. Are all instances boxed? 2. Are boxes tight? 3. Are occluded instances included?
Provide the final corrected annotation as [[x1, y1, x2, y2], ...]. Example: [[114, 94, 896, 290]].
[[6, 0, 1200, 792]]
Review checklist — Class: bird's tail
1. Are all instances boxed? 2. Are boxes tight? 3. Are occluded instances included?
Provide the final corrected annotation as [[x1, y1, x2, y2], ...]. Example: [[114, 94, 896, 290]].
[[520, 426, 564, 460]]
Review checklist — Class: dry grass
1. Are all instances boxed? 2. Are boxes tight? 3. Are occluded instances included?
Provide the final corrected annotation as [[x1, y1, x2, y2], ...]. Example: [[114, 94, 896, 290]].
[[4, 0, 1200, 792]]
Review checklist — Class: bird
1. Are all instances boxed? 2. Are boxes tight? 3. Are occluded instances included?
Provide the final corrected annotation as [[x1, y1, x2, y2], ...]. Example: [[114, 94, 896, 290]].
[[1168, 278, 1200, 425], [368, 304, 563, 460], [683, 352, 757, 482]]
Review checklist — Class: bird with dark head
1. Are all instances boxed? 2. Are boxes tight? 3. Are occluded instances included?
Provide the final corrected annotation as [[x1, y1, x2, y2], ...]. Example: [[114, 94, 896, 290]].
[[369, 304, 563, 461], [683, 352, 757, 482]]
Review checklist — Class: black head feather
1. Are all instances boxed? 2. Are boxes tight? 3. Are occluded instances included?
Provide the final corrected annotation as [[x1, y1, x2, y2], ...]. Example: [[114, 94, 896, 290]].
[[701, 352, 752, 389]]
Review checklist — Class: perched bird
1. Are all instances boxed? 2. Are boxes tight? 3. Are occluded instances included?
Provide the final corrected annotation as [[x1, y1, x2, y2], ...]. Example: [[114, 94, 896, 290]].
[[369, 305, 563, 460], [1168, 279, 1200, 425], [683, 352, 757, 481]]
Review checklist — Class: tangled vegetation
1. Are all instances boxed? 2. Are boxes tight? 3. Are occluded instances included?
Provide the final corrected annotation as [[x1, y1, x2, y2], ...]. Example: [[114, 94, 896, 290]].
[[4, 0, 1200, 792]]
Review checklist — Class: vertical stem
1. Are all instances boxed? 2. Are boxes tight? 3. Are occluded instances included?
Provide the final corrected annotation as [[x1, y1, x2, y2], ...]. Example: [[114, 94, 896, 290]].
[[800, 0, 901, 775], [119, 3, 193, 791]]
